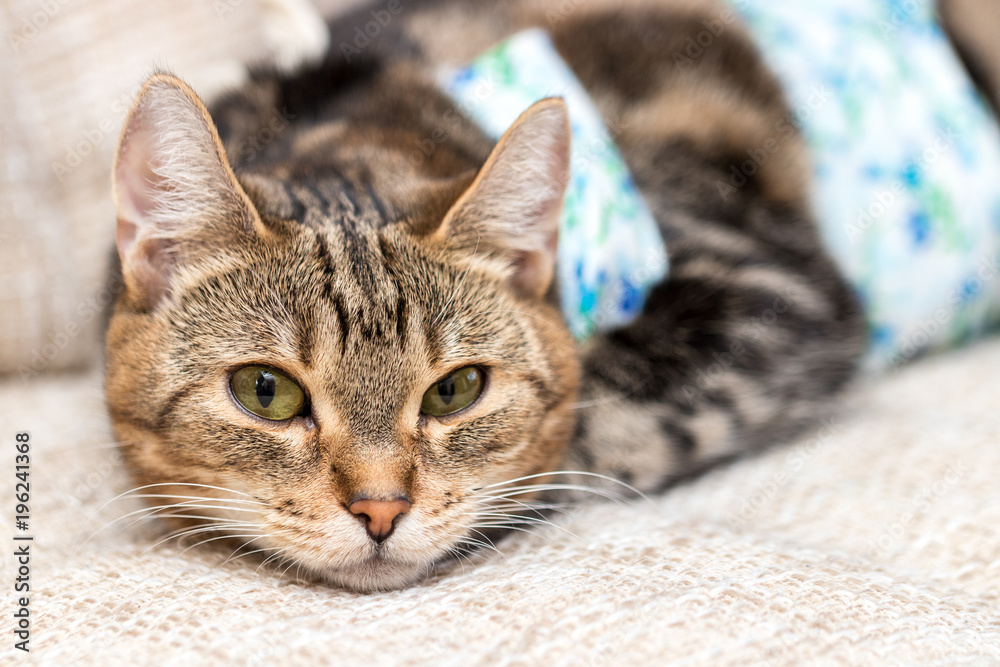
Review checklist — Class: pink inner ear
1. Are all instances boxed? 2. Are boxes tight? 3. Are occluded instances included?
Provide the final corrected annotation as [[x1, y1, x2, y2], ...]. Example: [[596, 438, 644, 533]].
[[435, 99, 571, 299], [509, 203, 561, 296], [114, 118, 163, 258], [504, 102, 571, 297], [113, 107, 177, 308], [110, 74, 261, 310]]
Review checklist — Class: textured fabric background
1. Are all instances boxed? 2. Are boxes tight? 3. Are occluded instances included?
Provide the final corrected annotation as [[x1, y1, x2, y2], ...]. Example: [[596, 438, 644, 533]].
[[0, 0, 328, 377], [2, 1, 999, 664], [0, 340, 997, 665]]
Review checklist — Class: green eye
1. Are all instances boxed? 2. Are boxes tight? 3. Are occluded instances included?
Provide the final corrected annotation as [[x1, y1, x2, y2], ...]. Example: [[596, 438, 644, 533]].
[[421, 366, 485, 417], [231, 366, 306, 421]]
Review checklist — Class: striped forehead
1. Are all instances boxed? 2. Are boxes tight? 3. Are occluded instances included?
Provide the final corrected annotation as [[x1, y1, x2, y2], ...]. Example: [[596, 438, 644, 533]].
[[272, 165, 398, 292], [280, 167, 392, 230]]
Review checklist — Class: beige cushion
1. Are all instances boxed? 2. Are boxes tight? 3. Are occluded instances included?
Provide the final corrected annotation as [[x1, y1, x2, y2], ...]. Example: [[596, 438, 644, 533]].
[[2, 2, 997, 661], [0, 0, 327, 377]]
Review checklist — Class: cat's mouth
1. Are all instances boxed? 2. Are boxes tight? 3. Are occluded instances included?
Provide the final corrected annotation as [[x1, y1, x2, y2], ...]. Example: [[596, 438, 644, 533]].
[[264, 526, 440, 592], [305, 552, 430, 592], [303, 525, 506, 592]]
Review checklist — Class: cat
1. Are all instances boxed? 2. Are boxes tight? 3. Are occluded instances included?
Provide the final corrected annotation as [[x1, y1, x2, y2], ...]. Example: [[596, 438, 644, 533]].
[[104, 0, 866, 592]]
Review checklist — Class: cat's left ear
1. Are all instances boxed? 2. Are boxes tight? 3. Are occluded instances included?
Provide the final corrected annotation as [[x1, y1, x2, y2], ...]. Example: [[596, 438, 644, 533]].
[[112, 72, 264, 310], [436, 98, 571, 299]]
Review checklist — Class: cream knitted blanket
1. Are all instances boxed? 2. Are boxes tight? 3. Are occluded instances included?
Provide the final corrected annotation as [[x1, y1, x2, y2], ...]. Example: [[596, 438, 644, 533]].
[[1, 340, 997, 665], [2, 0, 998, 662]]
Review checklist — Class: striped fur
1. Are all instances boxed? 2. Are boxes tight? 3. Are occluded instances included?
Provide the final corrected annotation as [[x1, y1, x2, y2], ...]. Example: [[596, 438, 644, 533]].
[[105, 0, 865, 591]]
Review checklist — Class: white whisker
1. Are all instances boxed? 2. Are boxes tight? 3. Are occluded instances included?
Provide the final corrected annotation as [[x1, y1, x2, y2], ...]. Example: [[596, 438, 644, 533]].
[[142, 523, 258, 554], [220, 530, 294, 566], [255, 547, 296, 573], [473, 518, 588, 544], [460, 529, 506, 559], [109, 493, 265, 506], [180, 532, 271, 555], [440, 546, 473, 576], [93, 482, 260, 516], [279, 556, 301, 579], [474, 483, 631, 505], [481, 470, 650, 502], [76, 501, 263, 553]]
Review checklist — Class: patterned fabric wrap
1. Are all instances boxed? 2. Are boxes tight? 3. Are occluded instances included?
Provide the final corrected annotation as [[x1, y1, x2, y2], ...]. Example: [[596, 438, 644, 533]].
[[438, 29, 669, 342], [723, 0, 1000, 369]]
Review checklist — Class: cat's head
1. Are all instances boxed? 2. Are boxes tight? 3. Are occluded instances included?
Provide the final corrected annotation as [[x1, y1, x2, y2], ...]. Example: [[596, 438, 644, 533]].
[[104, 73, 579, 591]]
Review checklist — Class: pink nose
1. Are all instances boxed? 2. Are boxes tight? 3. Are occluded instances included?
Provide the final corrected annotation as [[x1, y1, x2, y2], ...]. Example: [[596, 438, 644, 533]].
[[348, 498, 411, 543]]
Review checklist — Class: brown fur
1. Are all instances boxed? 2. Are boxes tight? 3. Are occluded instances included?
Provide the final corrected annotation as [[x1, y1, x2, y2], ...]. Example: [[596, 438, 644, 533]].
[[106, 1, 866, 591], [107, 70, 579, 590], [939, 0, 1000, 114]]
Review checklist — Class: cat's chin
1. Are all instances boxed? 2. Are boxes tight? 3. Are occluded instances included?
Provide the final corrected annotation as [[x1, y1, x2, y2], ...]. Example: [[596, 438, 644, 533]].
[[304, 555, 429, 593]]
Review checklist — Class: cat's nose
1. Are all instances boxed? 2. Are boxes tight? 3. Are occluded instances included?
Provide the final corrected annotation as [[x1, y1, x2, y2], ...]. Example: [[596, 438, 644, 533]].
[[348, 496, 411, 543]]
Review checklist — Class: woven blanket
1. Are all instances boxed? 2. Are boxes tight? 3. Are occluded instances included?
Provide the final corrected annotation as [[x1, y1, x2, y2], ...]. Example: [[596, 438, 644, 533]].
[[1, 340, 997, 664]]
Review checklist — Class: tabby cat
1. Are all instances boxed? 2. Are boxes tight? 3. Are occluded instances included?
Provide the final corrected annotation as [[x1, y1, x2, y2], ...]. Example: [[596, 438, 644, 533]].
[[104, 0, 866, 592]]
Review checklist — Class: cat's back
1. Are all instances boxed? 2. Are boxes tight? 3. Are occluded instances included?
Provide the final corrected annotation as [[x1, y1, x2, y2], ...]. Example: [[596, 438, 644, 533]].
[[216, 0, 808, 240], [389, 0, 820, 258]]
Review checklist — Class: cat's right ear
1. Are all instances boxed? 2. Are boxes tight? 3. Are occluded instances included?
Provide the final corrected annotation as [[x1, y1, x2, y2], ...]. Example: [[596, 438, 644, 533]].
[[431, 98, 571, 300], [112, 73, 264, 311]]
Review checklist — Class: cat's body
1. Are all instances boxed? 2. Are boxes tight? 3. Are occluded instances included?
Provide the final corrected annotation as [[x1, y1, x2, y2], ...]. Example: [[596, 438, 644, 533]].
[[105, 0, 865, 591]]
